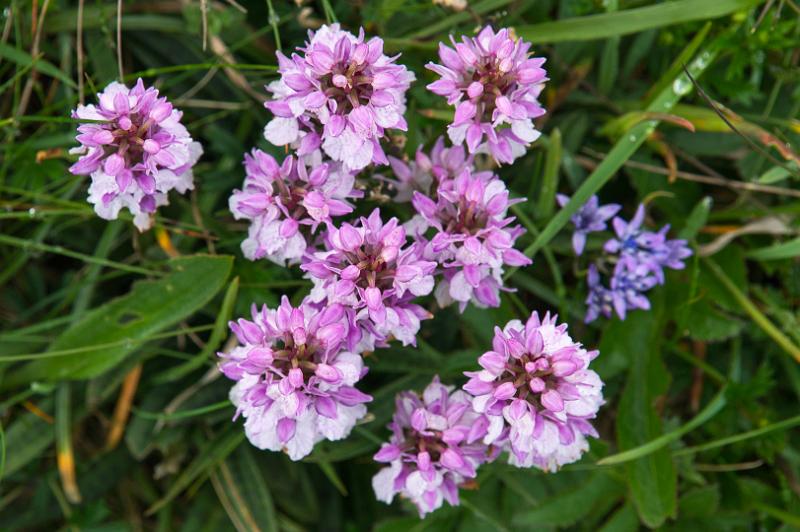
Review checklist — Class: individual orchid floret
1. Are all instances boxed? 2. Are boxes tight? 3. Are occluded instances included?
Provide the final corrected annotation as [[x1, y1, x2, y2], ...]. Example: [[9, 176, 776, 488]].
[[463, 312, 604, 470], [229, 149, 358, 265], [302, 208, 436, 351], [372, 376, 499, 517], [426, 26, 547, 164], [556, 194, 620, 256], [264, 23, 415, 171], [411, 169, 531, 312], [220, 297, 372, 461], [70, 79, 202, 231], [383, 136, 474, 202]]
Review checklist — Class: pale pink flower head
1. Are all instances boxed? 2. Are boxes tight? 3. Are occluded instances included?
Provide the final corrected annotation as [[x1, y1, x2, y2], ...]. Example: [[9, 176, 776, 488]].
[[372, 376, 499, 517], [383, 136, 474, 202], [463, 311, 604, 470], [411, 169, 531, 311], [264, 24, 415, 171], [220, 296, 372, 461], [426, 26, 547, 164], [229, 148, 358, 265], [302, 208, 436, 351], [70, 79, 202, 231]]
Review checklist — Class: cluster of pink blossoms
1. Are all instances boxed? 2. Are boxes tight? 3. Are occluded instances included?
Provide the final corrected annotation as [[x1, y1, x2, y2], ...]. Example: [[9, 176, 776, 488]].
[[263, 24, 415, 171], [220, 297, 371, 460], [302, 208, 436, 351], [372, 377, 500, 517], [371, 311, 602, 517], [229, 149, 359, 265], [411, 168, 531, 311], [463, 312, 604, 470], [70, 79, 202, 231], [46, 21, 606, 519], [426, 26, 548, 164]]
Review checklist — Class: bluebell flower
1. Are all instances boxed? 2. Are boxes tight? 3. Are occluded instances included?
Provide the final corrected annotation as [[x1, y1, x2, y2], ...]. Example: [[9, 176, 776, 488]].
[[557, 194, 620, 256]]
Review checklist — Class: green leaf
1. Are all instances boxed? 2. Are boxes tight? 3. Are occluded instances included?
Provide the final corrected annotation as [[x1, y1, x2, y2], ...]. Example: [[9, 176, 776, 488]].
[[405, 0, 514, 39], [685, 299, 743, 342], [147, 427, 245, 515], [516, 0, 760, 43], [5, 255, 232, 384], [746, 237, 800, 261], [210, 445, 279, 532], [678, 484, 720, 519], [155, 276, 240, 383], [512, 472, 625, 527], [679, 197, 713, 240], [599, 387, 727, 465], [599, 503, 639, 532], [615, 309, 677, 528], [3, 398, 55, 476], [703, 257, 800, 363], [535, 128, 562, 221], [0, 42, 78, 89]]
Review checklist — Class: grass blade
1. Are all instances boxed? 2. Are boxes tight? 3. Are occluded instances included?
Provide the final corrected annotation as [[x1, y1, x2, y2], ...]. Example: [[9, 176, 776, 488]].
[[516, 0, 761, 43], [598, 387, 727, 465]]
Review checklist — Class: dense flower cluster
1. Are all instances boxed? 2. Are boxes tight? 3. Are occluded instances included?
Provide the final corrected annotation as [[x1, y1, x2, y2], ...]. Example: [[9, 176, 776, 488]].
[[220, 297, 371, 460], [70, 79, 202, 231], [577, 204, 693, 322], [372, 377, 499, 517], [426, 26, 547, 163], [463, 312, 603, 470], [411, 168, 531, 311], [59, 24, 697, 519], [57, 22, 623, 519], [302, 208, 436, 350], [263, 24, 415, 171], [229, 149, 358, 265]]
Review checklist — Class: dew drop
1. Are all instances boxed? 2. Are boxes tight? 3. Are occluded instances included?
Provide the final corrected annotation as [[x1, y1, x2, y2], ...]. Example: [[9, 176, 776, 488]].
[[672, 77, 691, 96]]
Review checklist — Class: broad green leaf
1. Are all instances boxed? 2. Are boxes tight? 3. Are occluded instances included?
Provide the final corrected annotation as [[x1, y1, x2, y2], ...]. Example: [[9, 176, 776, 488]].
[[155, 276, 240, 383], [685, 300, 743, 342], [512, 472, 624, 526], [615, 309, 677, 528], [516, 0, 760, 43], [210, 445, 279, 532], [746, 237, 800, 261], [599, 503, 639, 532], [678, 485, 720, 519], [5, 255, 232, 384]]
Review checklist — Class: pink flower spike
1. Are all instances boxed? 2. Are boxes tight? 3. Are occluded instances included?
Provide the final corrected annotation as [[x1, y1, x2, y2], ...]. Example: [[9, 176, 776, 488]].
[[372, 377, 499, 517], [263, 24, 415, 171], [462, 312, 604, 471], [426, 26, 548, 164], [221, 299, 371, 461], [70, 79, 202, 231]]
